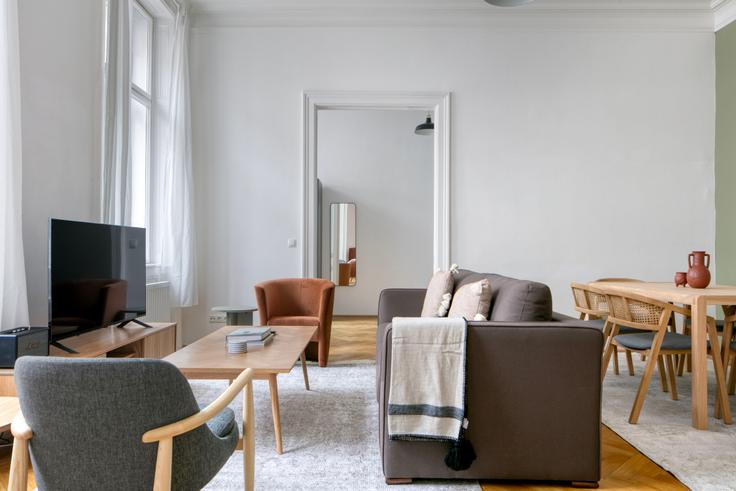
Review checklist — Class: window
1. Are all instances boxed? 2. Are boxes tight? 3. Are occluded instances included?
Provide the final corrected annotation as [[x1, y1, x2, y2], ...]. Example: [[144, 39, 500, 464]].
[[129, 1, 153, 232]]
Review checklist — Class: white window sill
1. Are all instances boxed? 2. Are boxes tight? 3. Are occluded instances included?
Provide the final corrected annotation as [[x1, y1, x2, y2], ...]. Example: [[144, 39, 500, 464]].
[[146, 263, 167, 284]]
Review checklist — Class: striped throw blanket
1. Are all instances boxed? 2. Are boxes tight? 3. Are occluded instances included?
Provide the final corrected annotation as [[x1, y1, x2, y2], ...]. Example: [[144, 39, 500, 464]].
[[388, 317, 468, 442]]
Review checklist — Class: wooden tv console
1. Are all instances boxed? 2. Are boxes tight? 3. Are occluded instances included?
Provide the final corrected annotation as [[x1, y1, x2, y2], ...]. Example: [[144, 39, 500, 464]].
[[0, 322, 176, 396]]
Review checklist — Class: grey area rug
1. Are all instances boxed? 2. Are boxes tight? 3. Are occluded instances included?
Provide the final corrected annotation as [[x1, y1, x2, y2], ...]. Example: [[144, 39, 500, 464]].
[[602, 356, 736, 491], [190, 362, 479, 490]]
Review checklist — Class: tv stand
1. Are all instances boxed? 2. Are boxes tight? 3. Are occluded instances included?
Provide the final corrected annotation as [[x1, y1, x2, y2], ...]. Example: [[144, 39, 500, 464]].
[[117, 318, 154, 329], [0, 322, 176, 397], [50, 340, 79, 354]]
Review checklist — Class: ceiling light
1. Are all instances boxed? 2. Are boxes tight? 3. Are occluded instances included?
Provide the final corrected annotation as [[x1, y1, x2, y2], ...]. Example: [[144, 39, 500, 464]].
[[484, 0, 535, 6], [414, 115, 434, 136]]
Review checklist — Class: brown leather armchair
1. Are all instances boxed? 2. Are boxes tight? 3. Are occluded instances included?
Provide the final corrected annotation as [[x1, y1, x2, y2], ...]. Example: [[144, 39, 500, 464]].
[[254, 278, 335, 367]]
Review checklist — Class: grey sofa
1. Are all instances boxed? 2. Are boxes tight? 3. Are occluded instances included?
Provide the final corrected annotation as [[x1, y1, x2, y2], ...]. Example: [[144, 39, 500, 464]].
[[13, 357, 239, 490], [377, 270, 603, 486]]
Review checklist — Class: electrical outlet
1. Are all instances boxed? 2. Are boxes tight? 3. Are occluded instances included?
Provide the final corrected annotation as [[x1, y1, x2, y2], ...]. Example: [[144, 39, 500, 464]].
[[287, 238, 297, 248], [209, 312, 227, 323]]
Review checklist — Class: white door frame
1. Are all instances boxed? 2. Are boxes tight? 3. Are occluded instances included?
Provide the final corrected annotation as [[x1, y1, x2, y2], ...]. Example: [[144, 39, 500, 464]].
[[300, 90, 451, 278]]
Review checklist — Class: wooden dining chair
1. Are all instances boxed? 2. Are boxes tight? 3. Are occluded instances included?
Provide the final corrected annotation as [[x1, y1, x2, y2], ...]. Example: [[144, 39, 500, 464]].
[[601, 290, 732, 424], [719, 306, 736, 395], [676, 305, 736, 378], [571, 282, 609, 321], [595, 278, 686, 369], [710, 306, 736, 420], [571, 282, 634, 376]]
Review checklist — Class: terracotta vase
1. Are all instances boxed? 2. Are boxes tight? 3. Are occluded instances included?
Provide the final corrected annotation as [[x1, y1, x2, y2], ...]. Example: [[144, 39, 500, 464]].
[[686, 251, 711, 289], [674, 272, 687, 287]]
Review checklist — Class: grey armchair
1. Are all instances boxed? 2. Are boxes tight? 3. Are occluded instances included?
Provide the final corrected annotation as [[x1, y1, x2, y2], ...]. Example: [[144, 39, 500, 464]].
[[9, 357, 255, 491]]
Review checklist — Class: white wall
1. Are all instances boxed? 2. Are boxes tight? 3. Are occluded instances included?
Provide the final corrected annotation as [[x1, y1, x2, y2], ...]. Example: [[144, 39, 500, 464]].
[[18, 0, 103, 325], [186, 27, 714, 343], [318, 109, 433, 315]]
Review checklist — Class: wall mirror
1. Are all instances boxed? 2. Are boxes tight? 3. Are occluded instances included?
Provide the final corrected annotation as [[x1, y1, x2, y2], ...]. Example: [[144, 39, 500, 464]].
[[330, 203, 356, 286]]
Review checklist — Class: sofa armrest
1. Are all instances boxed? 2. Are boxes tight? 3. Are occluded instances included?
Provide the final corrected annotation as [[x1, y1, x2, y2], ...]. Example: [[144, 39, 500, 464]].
[[378, 321, 603, 481], [375, 288, 425, 401], [377, 288, 426, 325]]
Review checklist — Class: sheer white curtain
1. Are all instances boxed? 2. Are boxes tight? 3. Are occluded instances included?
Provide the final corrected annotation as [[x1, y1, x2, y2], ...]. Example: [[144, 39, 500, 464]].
[[101, 0, 132, 225], [0, 0, 30, 327], [103, 0, 196, 307], [151, 3, 197, 307]]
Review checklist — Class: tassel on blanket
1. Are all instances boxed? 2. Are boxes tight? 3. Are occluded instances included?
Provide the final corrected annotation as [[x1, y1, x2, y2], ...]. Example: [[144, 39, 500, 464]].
[[444, 434, 476, 471]]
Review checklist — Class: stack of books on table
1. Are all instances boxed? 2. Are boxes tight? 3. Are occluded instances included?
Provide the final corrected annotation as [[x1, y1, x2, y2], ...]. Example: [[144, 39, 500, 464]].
[[225, 326, 276, 354]]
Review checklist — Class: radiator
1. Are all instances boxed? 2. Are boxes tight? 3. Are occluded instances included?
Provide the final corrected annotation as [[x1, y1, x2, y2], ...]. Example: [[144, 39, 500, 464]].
[[143, 281, 172, 322]]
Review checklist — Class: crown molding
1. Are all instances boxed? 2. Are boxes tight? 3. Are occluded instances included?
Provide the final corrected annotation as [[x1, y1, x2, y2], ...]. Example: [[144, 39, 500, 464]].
[[190, 0, 715, 31], [713, 0, 736, 30]]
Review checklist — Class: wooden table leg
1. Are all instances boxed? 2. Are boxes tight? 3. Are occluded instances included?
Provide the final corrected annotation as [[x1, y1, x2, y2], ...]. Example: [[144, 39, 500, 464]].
[[691, 297, 709, 430], [300, 351, 310, 391], [243, 382, 255, 491], [268, 374, 283, 454]]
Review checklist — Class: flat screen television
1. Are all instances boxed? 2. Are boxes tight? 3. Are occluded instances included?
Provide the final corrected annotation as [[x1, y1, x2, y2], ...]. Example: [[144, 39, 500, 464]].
[[48, 219, 147, 351]]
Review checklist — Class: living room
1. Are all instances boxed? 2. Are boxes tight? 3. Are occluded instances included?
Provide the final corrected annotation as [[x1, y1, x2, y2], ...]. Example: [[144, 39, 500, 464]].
[[1, 0, 736, 489]]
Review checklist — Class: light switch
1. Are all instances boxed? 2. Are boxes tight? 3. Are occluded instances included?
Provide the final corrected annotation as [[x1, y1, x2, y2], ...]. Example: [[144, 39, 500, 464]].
[[288, 238, 297, 248]]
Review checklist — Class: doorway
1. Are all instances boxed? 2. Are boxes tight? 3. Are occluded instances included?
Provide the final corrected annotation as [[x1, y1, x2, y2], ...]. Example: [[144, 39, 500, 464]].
[[300, 91, 451, 286], [316, 109, 434, 314]]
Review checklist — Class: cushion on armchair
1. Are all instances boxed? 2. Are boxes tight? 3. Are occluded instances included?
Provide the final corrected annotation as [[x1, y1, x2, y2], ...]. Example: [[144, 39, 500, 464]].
[[204, 407, 237, 438]]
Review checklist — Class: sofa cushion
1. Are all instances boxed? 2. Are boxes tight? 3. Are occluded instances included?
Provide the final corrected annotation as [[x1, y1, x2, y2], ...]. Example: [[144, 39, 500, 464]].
[[421, 270, 455, 317], [448, 278, 492, 320], [453, 270, 552, 322]]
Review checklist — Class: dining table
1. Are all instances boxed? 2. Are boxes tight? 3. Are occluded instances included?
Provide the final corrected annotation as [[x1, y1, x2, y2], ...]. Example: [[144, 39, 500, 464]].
[[588, 280, 736, 430]]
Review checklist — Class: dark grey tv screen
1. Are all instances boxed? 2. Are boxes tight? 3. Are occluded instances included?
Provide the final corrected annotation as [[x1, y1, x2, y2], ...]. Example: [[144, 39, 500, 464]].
[[48, 219, 146, 342]]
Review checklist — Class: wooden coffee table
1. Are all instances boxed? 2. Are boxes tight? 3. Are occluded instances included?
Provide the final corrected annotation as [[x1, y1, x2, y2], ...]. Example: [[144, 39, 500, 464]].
[[163, 325, 315, 454], [0, 397, 20, 433]]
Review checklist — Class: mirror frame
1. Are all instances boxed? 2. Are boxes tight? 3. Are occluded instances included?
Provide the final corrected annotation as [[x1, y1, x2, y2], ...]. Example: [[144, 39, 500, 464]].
[[329, 202, 356, 287]]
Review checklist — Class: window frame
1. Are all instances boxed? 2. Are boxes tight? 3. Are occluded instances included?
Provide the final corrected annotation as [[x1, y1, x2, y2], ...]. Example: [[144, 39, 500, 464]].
[[130, 0, 154, 260]]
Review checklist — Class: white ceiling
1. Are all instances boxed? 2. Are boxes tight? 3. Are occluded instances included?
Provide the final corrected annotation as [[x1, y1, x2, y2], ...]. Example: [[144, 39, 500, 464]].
[[189, 0, 712, 12], [188, 0, 735, 30]]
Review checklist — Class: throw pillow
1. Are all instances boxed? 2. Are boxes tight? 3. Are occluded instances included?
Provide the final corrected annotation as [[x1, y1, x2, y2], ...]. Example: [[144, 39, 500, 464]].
[[421, 264, 459, 317], [448, 278, 492, 321]]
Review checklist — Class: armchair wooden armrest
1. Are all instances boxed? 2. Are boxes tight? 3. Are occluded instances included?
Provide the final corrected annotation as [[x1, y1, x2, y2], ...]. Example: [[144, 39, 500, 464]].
[[142, 368, 254, 442], [8, 413, 32, 491], [143, 368, 256, 491]]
